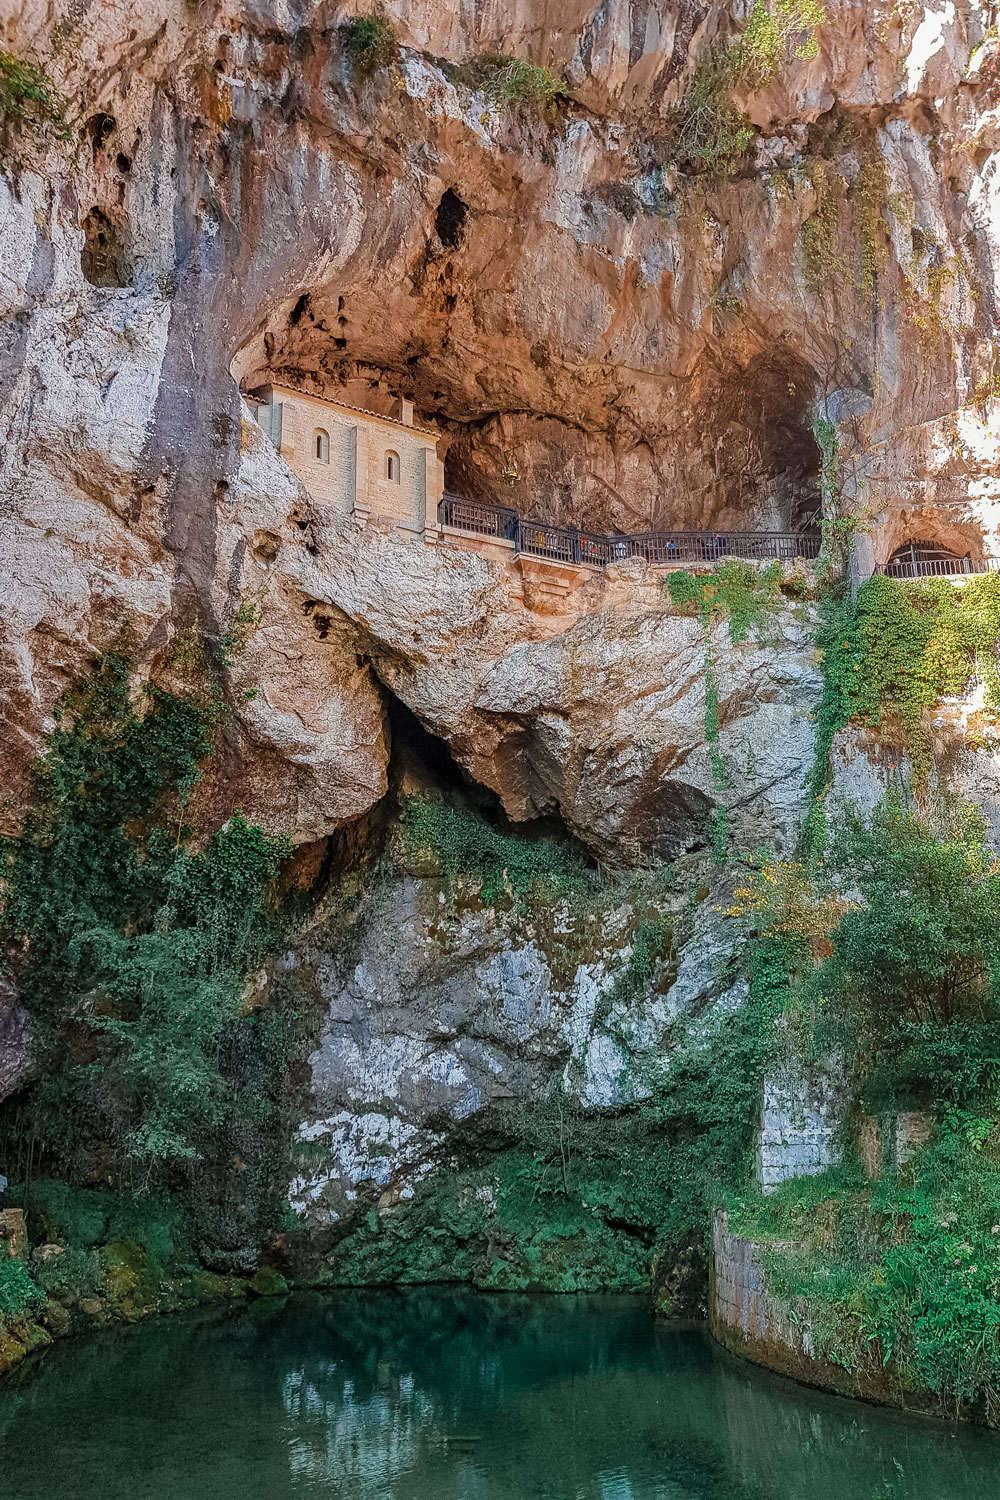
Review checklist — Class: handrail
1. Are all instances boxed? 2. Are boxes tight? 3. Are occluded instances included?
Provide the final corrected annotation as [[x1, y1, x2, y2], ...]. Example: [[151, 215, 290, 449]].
[[874, 558, 999, 579], [437, 495, 821, 567]]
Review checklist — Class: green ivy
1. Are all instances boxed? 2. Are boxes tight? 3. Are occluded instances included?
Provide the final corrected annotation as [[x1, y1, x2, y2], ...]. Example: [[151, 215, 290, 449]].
[[737, 1122, 1000, 1410], [838, 573, 1000, 785], [805, 571, 1000, 852], [668, 559, 782, 643], [1, 651, 292, 1180]]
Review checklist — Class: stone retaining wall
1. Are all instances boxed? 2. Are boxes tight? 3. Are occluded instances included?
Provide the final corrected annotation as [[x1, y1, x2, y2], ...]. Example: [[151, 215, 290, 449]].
[[709, 1211, 821, 1386], [709, 1210, 943, 1414]]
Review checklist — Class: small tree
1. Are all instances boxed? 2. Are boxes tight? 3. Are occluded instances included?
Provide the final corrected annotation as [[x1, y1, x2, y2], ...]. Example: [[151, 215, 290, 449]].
[[812, 801, 1000, 1107]]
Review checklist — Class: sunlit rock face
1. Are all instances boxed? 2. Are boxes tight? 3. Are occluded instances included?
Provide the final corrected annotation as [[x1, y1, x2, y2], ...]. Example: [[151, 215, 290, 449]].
[[6, 0, 1000, 1285], [4, 1, 1000, 848], [285, 874, 680, 1227]]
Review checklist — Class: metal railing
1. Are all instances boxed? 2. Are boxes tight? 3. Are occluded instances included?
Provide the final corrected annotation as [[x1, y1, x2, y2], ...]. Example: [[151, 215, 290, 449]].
[[439, 493, 517, 541], [437, 496, 821, 568], [874, 557, 999, 579]]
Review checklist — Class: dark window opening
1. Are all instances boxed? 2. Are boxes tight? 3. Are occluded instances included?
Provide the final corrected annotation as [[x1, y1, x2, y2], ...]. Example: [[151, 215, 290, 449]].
[[883, 540, 980, 578], [435, 189, 467, 250], [80, 207, 131, 288], [85, 113, 116, 157]]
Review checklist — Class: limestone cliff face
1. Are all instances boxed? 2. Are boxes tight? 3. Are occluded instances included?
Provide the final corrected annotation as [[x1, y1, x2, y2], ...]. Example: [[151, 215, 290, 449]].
[[5, 1, 1000, 1300], [4, 0, 1000, 848]]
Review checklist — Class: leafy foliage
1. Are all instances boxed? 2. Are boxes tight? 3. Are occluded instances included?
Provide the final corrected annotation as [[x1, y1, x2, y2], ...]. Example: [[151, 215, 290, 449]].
[[801, 164, 850, 288], [809, 801, 1000, 1110], [668, 1, 825, 173], [668, 49, 756, 174], [1, 652, 292, 1179], [472, 54, 565, 109], [740, 0, 826, 84], [0, 1258, 45, 1320], [737, 1123, 1000, 1411], [732, 799, 1000, 1409], [0, 50, 67, 139], [400, 795, 591, 908], [345, 10, 397, 74], [668, 558, 782, 643], [833, 572, 1000, 785]]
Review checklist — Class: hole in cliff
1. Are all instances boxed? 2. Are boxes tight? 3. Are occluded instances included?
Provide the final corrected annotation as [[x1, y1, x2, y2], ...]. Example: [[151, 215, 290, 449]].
[[81, 207, 132, 288], [435, 189, 467, 251], [384, 691, 595, 862], [289, 293, 311, 326], [85, 112, 116, 156], [116, 152, 132, 173]]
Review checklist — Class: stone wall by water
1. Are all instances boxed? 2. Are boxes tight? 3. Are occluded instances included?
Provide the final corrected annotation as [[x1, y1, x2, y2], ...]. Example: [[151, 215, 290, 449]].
[[709, 1212, 821, 1386], [709, 1209, 945, 1414]]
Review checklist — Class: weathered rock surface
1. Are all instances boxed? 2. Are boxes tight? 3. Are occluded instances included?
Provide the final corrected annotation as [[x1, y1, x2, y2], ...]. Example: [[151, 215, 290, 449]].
[[0, 979, 31, 1104], [230, 485, 824, 854], [286, 869, 686, 1227], [830, 710, 1000, 845], [4, 0, 1000, 846]]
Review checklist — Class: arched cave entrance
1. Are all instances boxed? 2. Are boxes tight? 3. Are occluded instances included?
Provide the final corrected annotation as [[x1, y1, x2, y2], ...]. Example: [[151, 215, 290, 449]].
[[882, 540, 980, 579]]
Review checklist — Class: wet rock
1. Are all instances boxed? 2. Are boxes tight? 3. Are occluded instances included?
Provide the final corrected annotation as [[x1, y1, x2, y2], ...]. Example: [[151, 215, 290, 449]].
[[0, 979, 32, 1104]]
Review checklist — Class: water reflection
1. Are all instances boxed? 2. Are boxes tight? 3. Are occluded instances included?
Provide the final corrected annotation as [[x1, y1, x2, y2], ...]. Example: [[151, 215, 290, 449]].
[[2, 1290, 998, 1500]]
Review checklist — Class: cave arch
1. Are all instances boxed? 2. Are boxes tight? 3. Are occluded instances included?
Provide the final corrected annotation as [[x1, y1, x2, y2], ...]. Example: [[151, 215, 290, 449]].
[[883, 539, 976, 578]]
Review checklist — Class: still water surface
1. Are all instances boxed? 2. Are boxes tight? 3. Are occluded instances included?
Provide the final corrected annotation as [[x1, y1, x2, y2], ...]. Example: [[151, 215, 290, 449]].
[[2, 1290, 999, 1500]]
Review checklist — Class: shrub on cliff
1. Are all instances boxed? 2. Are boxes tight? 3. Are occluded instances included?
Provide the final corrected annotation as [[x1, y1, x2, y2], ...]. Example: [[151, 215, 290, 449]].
[[475, 54, 564, 109], [667, 0, 826, 173], [345, 11, 397, 75], [0, 50, 67, 140]]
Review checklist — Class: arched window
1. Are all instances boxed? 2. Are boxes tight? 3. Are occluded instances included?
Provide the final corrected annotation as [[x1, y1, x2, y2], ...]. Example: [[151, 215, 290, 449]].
[[314, 428, 330, 464], [385, 450, 400, 483]]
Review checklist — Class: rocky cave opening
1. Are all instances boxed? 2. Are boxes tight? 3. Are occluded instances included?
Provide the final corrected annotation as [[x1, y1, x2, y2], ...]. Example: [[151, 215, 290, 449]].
[[231, 330, 825, 540], [693, 351, 824, 534], [434, 188, 467, 251], [381, 688, 597, 872], [80, 206, 131, 289]]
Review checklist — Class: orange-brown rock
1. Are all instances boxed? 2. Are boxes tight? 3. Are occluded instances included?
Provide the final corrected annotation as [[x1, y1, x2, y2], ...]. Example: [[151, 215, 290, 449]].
[[2, 0, 1000, 848]]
